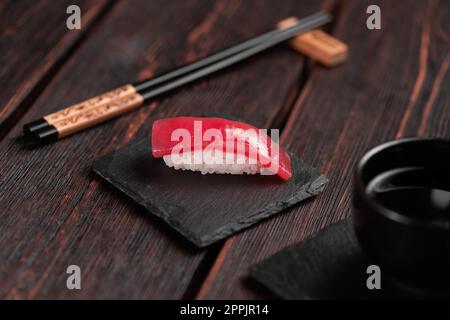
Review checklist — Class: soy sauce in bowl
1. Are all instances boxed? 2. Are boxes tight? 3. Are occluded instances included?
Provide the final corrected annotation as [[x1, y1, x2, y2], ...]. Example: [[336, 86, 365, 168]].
[[366, 167, 450, 221]]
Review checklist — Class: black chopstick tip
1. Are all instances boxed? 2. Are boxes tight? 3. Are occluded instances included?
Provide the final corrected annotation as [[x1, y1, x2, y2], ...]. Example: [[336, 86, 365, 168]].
[[23, 118, 50, 136], [23, 124, 58, 146]]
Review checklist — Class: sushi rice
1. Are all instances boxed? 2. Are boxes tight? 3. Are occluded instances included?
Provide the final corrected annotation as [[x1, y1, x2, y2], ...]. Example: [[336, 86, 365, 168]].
[[163, 150, 262, 175]]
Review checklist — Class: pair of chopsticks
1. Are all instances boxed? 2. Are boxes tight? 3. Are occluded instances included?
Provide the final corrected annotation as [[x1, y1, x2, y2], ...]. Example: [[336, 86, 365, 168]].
[[24, 11, 332, 145]]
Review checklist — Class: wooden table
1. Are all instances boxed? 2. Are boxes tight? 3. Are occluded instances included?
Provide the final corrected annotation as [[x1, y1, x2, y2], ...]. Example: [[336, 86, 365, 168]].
[[0, 0, 448, 299]]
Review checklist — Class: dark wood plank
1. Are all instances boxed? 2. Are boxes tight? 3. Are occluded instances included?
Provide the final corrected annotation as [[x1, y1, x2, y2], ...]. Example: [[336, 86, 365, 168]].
[[0, 0, 325, 298], [415, 52, 449, 137], [396, 0, 450, 138], [199, 0, 450, 299], [0, 0, 110, 134]]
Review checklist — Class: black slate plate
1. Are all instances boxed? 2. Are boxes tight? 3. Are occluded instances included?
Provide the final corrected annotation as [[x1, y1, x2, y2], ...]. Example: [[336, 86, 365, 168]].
[[93, 136, 327, 247], [250, 219, 450, 299]]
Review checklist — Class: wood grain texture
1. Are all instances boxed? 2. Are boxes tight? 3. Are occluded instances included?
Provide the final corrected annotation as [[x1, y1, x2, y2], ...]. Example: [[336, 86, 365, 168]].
[[0, 0, 324, 299], [0, 0, 111, 133], [396, 0, 450, 138], [199, 0, 450, 299]]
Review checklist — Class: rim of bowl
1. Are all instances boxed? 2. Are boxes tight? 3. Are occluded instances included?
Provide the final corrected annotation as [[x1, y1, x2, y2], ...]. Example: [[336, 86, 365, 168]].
[[355, 137, 450, 230]]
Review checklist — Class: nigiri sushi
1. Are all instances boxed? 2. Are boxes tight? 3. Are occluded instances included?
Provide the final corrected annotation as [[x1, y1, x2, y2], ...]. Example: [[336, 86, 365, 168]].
[[151, 117, 292, 180]]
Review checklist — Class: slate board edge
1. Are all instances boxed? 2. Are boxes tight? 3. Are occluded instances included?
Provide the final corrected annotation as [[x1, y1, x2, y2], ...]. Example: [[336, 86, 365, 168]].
[[200, 174, 329, 246], [93, 149, 328, 248]]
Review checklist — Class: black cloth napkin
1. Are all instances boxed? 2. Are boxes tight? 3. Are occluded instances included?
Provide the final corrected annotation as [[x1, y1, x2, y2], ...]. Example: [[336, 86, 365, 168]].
[[250, 219, 448, 299], [93, 137, 327, 247]]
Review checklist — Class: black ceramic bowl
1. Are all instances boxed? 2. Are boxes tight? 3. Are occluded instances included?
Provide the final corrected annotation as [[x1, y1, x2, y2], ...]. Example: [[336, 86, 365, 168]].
[[353, 138, 450, 292]]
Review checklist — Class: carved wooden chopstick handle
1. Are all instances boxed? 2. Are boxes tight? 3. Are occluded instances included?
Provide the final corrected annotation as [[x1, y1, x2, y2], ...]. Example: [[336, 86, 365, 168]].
[[23, 84, 137, 138], [29, 90, 144, 144]]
